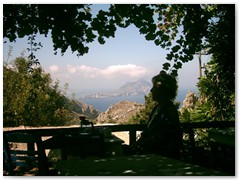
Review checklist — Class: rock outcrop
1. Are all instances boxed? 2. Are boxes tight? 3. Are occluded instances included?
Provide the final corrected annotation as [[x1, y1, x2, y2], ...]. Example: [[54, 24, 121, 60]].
[[96, 101, 144, 124], [180, 91, 199, 112]]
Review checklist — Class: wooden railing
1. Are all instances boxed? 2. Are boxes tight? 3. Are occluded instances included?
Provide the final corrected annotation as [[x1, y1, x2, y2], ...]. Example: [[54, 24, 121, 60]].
[[4, 120, 235, 152]]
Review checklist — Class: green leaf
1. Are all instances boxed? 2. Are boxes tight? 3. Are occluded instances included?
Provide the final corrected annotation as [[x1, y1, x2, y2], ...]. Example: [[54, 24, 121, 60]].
[[173, 62, 182, 69], [145, 33, 156, 41], [171, 69, 178, 77], [98, 36, 105, 44], [166, 54, 173, 61], [161, 34, 169, 42], [139, 27, 148, 34], [172, 45, 181, 53], [163, 62, 170, 70], [176, 39, 183, 46], [177, 62, 182, 68], [154, 39, 161, 46]]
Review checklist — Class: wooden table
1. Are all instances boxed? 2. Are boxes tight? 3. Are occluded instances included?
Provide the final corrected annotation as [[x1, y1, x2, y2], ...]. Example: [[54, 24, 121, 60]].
[[55, 154, 228, 176], [208, 128, 235, 174], [43, 133, 124, 160], [208, 128, 235, 146]]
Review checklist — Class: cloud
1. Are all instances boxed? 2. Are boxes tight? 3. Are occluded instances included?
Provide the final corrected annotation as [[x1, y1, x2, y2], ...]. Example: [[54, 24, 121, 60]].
[[49, 65, 59, 73], [46, 64, 152, 90], [67, 65, 97, 74], [101, 64, 148, 77], [66, 64, 149, 78]]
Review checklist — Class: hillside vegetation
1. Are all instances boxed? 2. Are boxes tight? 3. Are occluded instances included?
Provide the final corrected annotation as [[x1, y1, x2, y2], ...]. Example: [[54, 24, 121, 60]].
[[3, 57, 99, 127]]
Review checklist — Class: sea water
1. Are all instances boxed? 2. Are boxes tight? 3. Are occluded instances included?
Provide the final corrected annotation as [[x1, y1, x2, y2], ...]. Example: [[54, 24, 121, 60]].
[[80, 90, 190, 112], [80, 94, 144, 112]]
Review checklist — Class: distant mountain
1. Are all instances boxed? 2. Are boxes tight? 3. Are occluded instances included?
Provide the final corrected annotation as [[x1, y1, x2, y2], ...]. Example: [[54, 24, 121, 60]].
[[113, 79, 151, 96], [81, 79, 151, 99]]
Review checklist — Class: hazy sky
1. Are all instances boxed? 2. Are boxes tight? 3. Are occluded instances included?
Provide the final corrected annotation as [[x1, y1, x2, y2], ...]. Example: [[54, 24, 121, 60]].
[[3, 4, 211, 94]]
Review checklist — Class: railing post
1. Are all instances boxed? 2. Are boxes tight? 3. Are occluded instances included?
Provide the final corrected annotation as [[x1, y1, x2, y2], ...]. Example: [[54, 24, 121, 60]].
[[187, 128, 196, 161], [27, 142, 35, 157], [129, 130, 136, 146]]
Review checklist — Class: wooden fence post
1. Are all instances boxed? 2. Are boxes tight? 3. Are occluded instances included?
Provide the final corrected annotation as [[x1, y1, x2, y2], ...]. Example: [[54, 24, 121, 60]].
[[27, 142, 35, 157], [129, 130, 136, 146]]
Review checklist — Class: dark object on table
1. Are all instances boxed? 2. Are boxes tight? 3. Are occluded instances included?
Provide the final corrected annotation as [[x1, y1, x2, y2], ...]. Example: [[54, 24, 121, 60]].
[[79, 115, 94, 128]]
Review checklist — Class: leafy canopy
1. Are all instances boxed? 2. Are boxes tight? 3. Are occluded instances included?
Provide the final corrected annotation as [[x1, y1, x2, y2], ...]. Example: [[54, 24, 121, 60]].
[[3, 4, 233, 76], [4, 4, 235, 123]]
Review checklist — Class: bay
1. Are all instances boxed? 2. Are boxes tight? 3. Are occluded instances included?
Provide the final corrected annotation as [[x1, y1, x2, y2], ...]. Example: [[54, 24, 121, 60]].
[[80, 94, 145, 112], [80, 90, 192, 112]]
